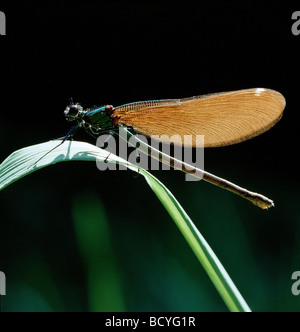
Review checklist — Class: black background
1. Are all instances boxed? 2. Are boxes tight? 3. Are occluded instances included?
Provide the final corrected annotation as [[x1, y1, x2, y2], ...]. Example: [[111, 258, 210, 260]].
[[0, 1, 300, 312]]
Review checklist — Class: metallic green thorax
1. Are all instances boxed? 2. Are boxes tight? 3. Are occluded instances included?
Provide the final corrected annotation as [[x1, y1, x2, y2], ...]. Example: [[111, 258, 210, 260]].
[[84, 106, 113, 130]]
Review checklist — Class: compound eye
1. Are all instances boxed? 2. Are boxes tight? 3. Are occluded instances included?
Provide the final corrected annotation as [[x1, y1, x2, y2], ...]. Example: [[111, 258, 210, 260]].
[[66, 105, 79, 117]]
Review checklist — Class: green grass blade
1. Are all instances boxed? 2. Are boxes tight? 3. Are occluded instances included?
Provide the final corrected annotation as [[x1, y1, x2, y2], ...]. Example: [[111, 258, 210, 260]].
[[139, 170, 251, 312], [0, 140, 251, 312]]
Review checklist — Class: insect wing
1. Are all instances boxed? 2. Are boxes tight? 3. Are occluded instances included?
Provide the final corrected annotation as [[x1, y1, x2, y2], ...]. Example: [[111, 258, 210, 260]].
[[114, 88, 285, 147]]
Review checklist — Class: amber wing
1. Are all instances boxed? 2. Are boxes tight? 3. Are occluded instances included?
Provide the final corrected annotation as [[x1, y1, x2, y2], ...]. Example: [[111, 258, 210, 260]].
[[114, 88, 286, 147]]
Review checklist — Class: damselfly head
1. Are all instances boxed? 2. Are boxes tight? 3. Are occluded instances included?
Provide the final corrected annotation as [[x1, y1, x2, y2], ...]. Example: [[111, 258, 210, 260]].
[[64, 104, 82, 122]]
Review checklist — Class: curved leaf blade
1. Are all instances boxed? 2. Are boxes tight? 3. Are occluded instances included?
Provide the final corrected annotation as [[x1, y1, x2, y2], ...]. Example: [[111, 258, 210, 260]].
[[0, 140, 251, 312]]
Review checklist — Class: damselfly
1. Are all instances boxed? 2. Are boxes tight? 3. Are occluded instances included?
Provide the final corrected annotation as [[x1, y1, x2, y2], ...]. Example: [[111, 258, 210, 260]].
[[39, 88, 286, 209]]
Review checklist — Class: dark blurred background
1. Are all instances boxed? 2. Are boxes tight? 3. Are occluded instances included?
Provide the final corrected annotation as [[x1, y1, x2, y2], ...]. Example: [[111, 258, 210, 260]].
[[0, 1, 299, 312]]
